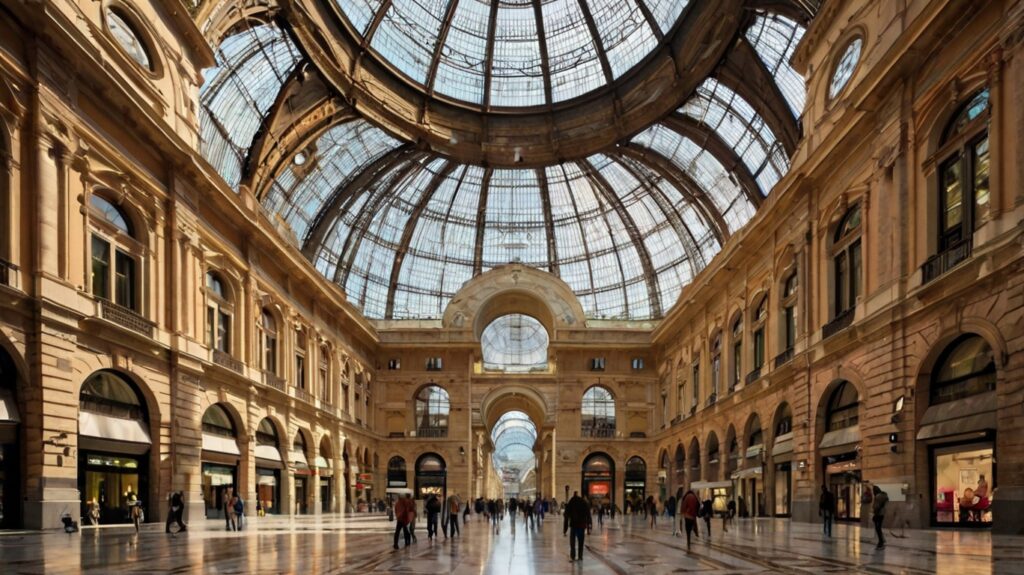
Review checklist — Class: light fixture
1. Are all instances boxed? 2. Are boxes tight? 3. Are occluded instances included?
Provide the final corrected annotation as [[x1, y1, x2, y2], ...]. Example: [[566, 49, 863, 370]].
[[459, 446, 465, 456], [797, 459, 807, 470]]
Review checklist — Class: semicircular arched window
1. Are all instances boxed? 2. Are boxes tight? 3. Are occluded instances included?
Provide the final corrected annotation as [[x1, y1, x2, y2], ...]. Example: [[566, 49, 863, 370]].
[[826, 381, 859, 432], [481, 314, 549, 373], [931, 334, 996, 405], [89, 195, 140, 311], [415, 385, 450, 438], [201, 404, 235, 437], [581, 386, 615, 438], [80, 370, 145, 420], [935, 88, 991, 259]]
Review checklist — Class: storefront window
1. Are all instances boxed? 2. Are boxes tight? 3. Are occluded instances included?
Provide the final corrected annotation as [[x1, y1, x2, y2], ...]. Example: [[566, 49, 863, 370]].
[[774, 462, 791, 516], [934, 442, 993, 525], [202, 463, 235, 519], [81, 454, 142, 525], [624, 456, 646, 506], [582, 453, 614, 509]]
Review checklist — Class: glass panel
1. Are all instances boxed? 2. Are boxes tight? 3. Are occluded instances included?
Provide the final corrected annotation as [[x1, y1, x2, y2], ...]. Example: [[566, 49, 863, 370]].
[[745, 14, 806, 117], [91, 236, 110, 300], [106, 8, 151, 70], [114, 251, 135, 310], [481, 314, 549, 372], [369, 1, 446, 84], [582, 386, 616, 434], [973, 135, 990, 228], [91, 196, 133, 235], [933, 444, 993, 525], [415, 385, 450, 431], [944, 89, 990, 142], [941, 157, 963, 233], [828, 37, 862, 100]]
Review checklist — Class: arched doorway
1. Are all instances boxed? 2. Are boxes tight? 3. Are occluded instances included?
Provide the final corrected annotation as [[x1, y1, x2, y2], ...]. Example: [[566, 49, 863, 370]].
[[673, 444, 685, 496], [819, 381, 861, 521], [200, 403, 241, 519], [387, 456, 407, 489], [254, 418, 283, 514], [318, 437, 333, 513], [77, 370, 152, 525], [624, 456, 646, 508], [658, 450, 669, 501], [292, 431, 311, 515], [490, 411, 538, 498], [581, 453, 614, 509], [918, 334, 997, 527], [342, 447, 352, 510], [415, 453, 446, 500], [735, 413, 765, 517], [0, 346, 21, 528], [770, 402, 793, 517]]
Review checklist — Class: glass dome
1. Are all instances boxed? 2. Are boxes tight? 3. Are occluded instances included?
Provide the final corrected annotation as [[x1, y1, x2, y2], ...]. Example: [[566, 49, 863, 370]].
[[491, 411, 537, 471], [335, 0, 690, 108]]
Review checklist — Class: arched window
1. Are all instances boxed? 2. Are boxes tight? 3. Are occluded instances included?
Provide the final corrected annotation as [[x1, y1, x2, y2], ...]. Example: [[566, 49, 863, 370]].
[[318, 345, 330, 404], [752, 295, 768, 371], [730, 315, 743, 392], [89, 195, 139, 311], [292, 432, 309, 469], [937, 89, 990, 253], [105, 7, 152, 70], [781, 271, 798, 352], [415, 385, 450, 437], [79, 370, 146, 421], [832, 205, 862, 319], [826, 381, 859, 432], [707, 433, 720, 464], [256, 419, 279, 453], [201, 404, 235, 437], [582, 386, 615, 438], [689, 438, 701, 476], [481, 314, 549, 372], [387, 456, 407, 488], [709, 332, 722, 404], [774, 404, 792, 437], [931, 334, 996, 405], [415, 453, 446, 499], [624, 456, 647, 501], [205, 272, 232, 354], [259, 309, 278, 374], [673, 444, 685, 486], [581, 453, 614, 505]]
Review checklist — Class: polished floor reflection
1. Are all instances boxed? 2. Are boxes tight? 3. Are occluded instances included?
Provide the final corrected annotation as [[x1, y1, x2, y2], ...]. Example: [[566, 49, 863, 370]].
[[0, 512, 1019, 574]]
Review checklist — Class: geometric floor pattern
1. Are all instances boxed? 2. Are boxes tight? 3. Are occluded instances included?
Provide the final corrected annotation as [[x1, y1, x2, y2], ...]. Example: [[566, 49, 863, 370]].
[[0, 512, 1018, 574]]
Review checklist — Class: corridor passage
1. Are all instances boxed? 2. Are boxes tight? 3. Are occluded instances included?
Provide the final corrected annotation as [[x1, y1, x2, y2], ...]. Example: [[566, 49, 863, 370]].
[[0, 512, 1017, 574]]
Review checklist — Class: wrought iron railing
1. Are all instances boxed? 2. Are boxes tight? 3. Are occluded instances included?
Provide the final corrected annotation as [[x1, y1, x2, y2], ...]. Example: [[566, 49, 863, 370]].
[[213, 349, 244, 373], [746, 367, 761, 385], [100, 300, 154, 337], [581, 427, 616, 438], [292, 386, 312, 404], [0, 258, 17, 287], [823, 307, 855, 339], [416, 427, 447, 438], [774, 347, 794, 369], [922, 238, 972, 284]]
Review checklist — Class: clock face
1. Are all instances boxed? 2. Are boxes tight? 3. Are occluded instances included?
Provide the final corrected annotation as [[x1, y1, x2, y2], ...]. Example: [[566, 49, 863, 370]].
[[828, 38, 863, 101]]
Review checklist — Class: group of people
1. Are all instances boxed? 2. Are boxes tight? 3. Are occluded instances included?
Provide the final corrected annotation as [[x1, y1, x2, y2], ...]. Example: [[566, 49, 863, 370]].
[[392, 492, 467, 549], [820, 483, 890, 549]]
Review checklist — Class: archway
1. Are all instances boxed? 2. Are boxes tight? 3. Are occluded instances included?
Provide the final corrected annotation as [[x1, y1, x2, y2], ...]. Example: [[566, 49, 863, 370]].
[[200, 403, 242, 519], [0, 345, 21, 528], [77, 370, 153, 525], [480, 313, 549, 373], [581, 452, 614, 509], [770, 402, 794, 517], [318, 436, 334, 513], [624, 456, 647, 508], [292, 430, 312, 514], [415, 453, 446, 500], [254, 417, 283, 514], [736, 413, 765, 517], [817, 380, 862, 522], [490, 411, 538, 499]]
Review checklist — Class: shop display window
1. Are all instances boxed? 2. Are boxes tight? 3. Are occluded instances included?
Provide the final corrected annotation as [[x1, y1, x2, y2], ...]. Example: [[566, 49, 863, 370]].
[[933, 443, 993, 525]]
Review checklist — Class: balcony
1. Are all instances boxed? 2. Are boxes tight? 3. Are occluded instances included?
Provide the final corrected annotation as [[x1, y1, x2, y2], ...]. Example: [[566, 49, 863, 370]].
[[581, 426, 616, 438], [823, 307, 855, 339], [262, 371, 286, 391], [774, 347, 794, 369], [212, 349, 244, 374], [416, 427, 448, 438], [99, 300, 154, 337], [0, 258, 17, 287], [922, 238, 972, 284], [746, 367, 761, 385], [292, 386, 312, 404], [705, 393, 717, 408]]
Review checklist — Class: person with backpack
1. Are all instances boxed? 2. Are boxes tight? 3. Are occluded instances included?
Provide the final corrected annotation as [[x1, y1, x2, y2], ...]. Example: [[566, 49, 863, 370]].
[[819, 485, 836, 538], [700, 497, 713, 541], [871, 485, 889, 549], [232, 493, 245, 530], [426, 494, 441, 539]]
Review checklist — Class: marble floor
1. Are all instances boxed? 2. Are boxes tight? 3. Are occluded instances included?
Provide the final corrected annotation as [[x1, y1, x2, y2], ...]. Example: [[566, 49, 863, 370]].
[[0, 511, 1020, 574]]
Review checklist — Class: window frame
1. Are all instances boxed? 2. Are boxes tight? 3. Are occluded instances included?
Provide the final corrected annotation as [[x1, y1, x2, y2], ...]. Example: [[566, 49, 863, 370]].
[[825, 381, 860, 432], [934, 89, 991, 251], [205, 271, 233, 354], [730, 315, 743, 391], [752, 295, 768, 370], [88, 194, 142, 312], [260, 309, 279, 375], [581, 385, 616, 437], [781, 271, 798, 351], [831, 204, 862, 318]]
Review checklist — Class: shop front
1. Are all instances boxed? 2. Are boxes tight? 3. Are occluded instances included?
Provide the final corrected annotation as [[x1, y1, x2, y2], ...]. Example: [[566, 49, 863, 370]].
[[200, 404, 240, 519], [918, 334, 997, 528], [77, 371, 152, 525], [255, 418, 283, 514], [414, 453, 446, 500], [691, 481, 732, 513], [581, 453, 614, 509], [292, 434, 311, 515], [731, 465, 763, 518], [0, 348, 21, 529], [316, 448, 333, 513], [823, 452, 861, 521], [819, 381, 862, 521], [624, 456, 646, 508]]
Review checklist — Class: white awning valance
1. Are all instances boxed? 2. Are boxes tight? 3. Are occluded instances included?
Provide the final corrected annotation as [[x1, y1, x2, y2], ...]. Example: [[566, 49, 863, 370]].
[[0, 389, 19, 422], [202, 433, 240, 456], [255, 444, 283, 462], [731, 467, 762, 480], [79, 411, 150, 444]]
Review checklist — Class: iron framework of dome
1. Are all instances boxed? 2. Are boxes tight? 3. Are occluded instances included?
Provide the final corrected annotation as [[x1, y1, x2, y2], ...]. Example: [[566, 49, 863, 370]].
[[197, 2, 817, 321]]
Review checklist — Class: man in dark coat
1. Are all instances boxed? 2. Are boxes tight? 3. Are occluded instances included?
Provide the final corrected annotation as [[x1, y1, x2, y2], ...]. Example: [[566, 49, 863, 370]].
[[394, 493, 416, 549], [680, 490, 701, 549], [819, 485, 836, 538], [563, 491, 592, 561]]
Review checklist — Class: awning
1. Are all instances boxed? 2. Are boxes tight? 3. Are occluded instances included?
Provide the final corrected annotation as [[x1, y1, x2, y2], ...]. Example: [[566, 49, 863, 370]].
[[79, 411, 150, 454], [745, 445, 763, 459], [772, 432, 793, 457], [0, 388, 19, 422], [255, 444, 283, 466], [819, 426, 861, 453], [292, 450, 309, 468], [917, 391, 997, 441], [315, 456, 330, 469], [690, 481, 732, 490], [202, 433, 240, 456], [731, 467, 762, 480]]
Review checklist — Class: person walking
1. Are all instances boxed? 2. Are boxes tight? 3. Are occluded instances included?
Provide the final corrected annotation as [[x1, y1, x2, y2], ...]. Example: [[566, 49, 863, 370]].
[[563, 491, 592, 562], [871, 485, 888, 549], [534, 498, 544, 525], [725, 499, 736, 532], [509, 498, 518, 527], [680, 489, 700, 549], [666, 493, 678, 536], [393, 493, 415, 549], [233, 493, 245, 530], [426, 494, 441, 539], [446, 493, 461, 538], [463, 497, 472, 524], [648, 496, 658, 528], [165, 491, 187, 533], [224, 487, 237, 531], [819, 485, 836, 538], [700, 498, 713, 541]]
